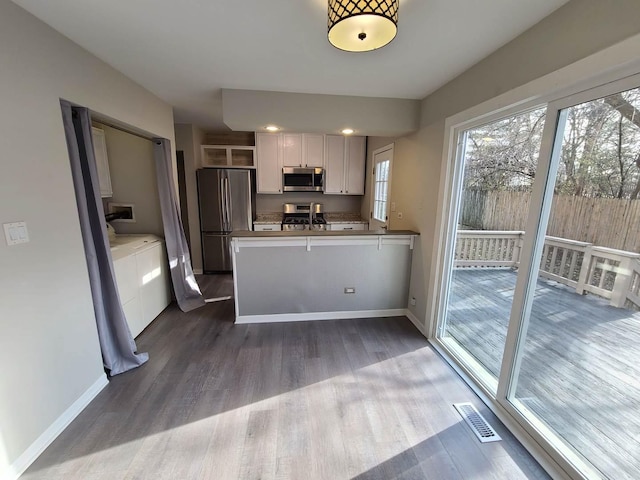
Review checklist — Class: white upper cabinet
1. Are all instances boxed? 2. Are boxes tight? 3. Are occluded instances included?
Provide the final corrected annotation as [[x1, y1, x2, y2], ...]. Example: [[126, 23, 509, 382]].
[[92, 127, 112, 198], [201, 145, 255, 168], [282, 133, 324, 167], [256, 132, 363, 194], [324, 135, 366, 195], [303, 134, 325, 168], [256, 133, 283, 194], [345, 136, 366, 195], [282, 134, 303, 167], [324, 135, 346, 194]]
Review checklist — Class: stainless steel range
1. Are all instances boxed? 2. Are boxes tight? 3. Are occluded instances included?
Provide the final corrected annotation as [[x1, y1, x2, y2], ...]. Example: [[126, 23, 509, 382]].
[[282, 203, 327, 231]]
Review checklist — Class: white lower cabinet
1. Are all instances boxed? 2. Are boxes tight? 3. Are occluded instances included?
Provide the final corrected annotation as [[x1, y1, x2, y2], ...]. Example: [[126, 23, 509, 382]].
[[137, 242, 170, 328], [112, 235, 170, 338], [113, 254, 137, 303], [254, 223, 282, 231], [328, 223, 367, 231], [121, 296, 143, 338]]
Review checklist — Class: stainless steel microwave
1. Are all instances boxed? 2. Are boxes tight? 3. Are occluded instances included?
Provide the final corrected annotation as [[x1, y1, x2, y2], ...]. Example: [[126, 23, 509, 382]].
[[282, 167, 325, 192]]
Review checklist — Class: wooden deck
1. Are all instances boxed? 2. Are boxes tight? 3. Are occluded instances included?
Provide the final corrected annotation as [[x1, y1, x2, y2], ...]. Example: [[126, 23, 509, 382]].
[[448, 268, 640, 480]]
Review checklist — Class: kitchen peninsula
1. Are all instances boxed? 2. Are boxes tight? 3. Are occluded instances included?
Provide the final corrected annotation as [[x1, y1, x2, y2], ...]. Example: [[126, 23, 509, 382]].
[[231, 229, 418, 323]]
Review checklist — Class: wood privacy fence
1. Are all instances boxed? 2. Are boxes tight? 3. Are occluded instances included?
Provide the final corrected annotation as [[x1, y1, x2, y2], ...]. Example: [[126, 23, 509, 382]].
[[460, 190, 640, 253]]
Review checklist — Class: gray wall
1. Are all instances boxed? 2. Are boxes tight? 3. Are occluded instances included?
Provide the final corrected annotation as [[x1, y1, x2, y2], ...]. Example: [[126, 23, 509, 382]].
[[235, 243, 412, 316], [96, 123, 163, 237], [389, 0, 640, 330], [362, 135, 426, 233], [0, 1, 175, 475], [174, 124, 204, 272], [421, 0, 640, 127]]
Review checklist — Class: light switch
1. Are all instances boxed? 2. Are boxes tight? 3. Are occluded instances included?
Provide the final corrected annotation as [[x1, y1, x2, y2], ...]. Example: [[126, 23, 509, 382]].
[[3, 222, 29, 246], [391, 202, 396, 212]]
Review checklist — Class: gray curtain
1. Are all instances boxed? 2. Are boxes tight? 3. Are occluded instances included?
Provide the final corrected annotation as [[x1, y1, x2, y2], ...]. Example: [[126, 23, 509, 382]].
[[153, 138, 205, 312], [60, 100, 148, 376]]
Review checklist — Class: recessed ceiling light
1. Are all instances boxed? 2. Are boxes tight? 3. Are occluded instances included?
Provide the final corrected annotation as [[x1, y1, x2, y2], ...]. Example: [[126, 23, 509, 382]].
[[341, 128, 355, 135], [265, 125, 280, 132]]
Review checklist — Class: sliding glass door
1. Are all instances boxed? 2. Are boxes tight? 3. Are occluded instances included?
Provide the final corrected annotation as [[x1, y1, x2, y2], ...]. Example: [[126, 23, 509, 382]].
[[506, 84, 640, 480], [439, 107, 546, 392], [437, 75, 640, 479]]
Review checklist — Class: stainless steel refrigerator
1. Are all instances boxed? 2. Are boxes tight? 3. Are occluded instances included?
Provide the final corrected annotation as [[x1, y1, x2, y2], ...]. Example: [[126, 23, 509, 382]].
[[197, 168, 255, 273]]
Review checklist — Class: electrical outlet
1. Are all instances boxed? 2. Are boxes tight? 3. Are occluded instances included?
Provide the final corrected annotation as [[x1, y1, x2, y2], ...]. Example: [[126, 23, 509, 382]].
[[344, 287, 356, 294], [410, 297, 417, 306]]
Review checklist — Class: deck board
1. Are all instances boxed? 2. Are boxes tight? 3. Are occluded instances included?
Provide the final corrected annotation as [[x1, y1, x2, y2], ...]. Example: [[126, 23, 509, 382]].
[[447, 268, 640, 480]]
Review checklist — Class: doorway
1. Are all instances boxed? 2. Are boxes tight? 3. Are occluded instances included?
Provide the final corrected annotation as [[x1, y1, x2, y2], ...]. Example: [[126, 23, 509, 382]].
[[176, 151, 191, 251], [369, 144, 394, 230]]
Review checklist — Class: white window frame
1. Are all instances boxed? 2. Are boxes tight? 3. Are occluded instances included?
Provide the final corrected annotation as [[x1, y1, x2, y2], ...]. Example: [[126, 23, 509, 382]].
[[428, 38, 640, 480]]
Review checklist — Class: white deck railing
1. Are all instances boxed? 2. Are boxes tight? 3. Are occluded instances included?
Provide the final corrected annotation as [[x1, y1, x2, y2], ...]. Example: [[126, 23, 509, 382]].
[[627, 259, 640, 308], [455, 230, 524, 268], [454, 230, 640, 309]]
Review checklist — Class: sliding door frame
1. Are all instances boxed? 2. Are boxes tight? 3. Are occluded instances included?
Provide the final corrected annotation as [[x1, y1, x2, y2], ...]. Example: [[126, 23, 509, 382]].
[[429, 99, 549, 395], [431, 71, 640, 480], [498, 72, 640, 480]]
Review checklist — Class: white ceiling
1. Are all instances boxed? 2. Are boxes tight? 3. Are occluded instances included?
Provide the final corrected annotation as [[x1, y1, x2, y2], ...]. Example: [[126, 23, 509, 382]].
[[13, 0, 569, 130]]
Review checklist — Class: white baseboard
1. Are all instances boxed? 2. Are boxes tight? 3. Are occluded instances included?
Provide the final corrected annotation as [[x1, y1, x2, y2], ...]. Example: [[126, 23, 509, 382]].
[[235, 308, 408, 324], [405, 309, 428, 337], [4, 374, 109, 480]]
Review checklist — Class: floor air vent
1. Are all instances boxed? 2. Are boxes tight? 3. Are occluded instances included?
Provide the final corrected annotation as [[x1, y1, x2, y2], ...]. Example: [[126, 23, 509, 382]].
[[453, 402, 502, 443]]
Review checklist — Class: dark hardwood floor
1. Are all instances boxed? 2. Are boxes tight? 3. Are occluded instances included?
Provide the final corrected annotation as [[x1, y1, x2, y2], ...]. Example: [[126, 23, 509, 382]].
[[196, 273, 234, 300], [22, 275, 549, 480]]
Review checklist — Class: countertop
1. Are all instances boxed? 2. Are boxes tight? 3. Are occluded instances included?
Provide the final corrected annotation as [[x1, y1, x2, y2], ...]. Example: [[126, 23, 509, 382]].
[[232, 229, 418, 238], [254, 212, 282, 224], [254, 212, 368, 224], [323, 213, 368, 224]]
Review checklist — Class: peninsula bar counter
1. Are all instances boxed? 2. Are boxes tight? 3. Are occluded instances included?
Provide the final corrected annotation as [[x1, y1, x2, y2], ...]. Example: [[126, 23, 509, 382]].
[[230, 230, 419, 323]]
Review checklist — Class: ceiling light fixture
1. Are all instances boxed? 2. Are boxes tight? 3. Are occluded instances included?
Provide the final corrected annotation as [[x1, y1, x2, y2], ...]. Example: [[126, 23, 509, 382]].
[[265, 125, 280, 132], [328, 0, 399, 52], [341, 128, 355, 135]]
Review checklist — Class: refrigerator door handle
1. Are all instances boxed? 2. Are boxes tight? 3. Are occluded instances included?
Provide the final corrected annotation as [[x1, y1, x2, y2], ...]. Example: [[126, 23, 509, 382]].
[[225, 177, 232, 231], [221, 177, 228, 231], [246, 174, 253, 229]]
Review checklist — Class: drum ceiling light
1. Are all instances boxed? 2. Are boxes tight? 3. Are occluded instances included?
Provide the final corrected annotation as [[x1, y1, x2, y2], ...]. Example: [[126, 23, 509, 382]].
[[328, 0, 399, 52]]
